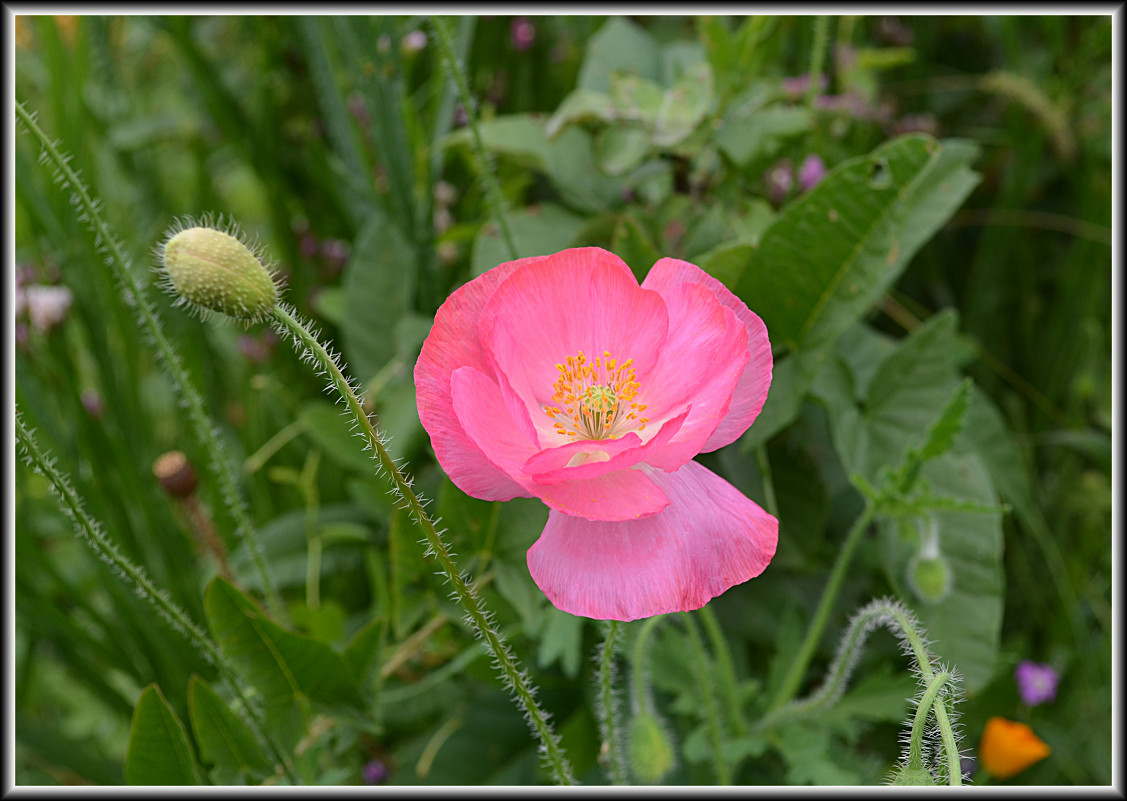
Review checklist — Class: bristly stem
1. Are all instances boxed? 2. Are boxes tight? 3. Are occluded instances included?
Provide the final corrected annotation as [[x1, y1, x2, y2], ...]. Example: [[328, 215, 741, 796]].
[[269, 303, 575, 786], [16, 411, 298, 785], [428, 15, 519, 262], [909, 671, 951, 773], [14, 100, 284, 622], [596, 620, 626, 785], [682, 612, 731, 785]]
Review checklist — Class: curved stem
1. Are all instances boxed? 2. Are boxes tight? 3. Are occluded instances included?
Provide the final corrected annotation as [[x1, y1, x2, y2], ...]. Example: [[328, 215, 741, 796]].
[[270, 304, 574, 785], [16, 412, 298, 784], [631, 616, 661, 716], [908, 671, 950, 772], [698, 605, 747, 735], [682, 612, 731, 785], [596, 620, 626, 785], [15, 100, 283, 621], [769, 500, 876, 711]]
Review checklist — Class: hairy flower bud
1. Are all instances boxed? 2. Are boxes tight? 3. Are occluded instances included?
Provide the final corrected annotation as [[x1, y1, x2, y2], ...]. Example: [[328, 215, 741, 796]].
[[627, 711, 675, 784], [159, 222, 277, 321], [889, 764, 938, 785]]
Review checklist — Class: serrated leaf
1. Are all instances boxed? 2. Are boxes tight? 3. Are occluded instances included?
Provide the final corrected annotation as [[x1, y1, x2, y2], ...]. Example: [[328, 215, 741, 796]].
[[897, 377, 973, 490], [736, 136, 980, 351], [187, 676, 273, 784], [203, 577, 365, 750], [124, 684, 202, 786]]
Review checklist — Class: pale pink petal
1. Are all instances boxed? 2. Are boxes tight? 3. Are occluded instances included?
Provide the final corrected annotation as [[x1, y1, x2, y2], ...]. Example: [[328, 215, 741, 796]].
[[643, 258, 773, 451], [450, 366, 540, 486], [524, 409, 688, 484], [632, 281, 749, 469], [527, 460, 778, 620], [478, 248, 669, 436], [534, 468, 669, 522], [415, 256, 546, 500]]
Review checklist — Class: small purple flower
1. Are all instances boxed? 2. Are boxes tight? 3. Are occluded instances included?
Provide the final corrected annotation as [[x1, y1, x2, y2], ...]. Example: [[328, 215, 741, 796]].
[[362, 759, 388, 785], [781, 74, 828, 100], [401, 30, 427, 54], [81, 389, 105, 420], [511, 16, 536, 51], [798, 154, 827, 192], [1014, 661, 1059, 706], [765, 159, 794, 206]]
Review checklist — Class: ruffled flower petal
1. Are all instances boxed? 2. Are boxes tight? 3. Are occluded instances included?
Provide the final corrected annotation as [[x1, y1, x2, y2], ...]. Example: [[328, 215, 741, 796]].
[[450, 366, 539, 486], [644, 258, 773, 451], [527, 460, 778, 620], [479, 248, 669, 435], [633, 280, 749, 469], [534, 467, 669, 522], [414, 256, 545, 500]]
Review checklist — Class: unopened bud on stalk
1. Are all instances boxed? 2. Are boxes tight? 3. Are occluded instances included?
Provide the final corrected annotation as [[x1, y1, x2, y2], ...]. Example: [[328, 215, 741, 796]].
[[888, 764, 938, 785], [159, 222, 278, 322], [153, 450, 198, 499], [907, 516, 951, 604], [627, 711, 675, 785]]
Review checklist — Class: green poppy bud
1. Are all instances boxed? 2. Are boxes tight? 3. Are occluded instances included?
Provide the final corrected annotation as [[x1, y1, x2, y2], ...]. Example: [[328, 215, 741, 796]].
[[160, 223, 277, 321], [889, 764, 938, 786], [628, 711, 675, 785]]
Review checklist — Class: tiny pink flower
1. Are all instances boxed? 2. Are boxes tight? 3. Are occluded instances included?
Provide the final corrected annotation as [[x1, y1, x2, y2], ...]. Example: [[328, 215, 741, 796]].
[[798, 154, 827, 192], [414, 248, 777, 620], [24, 284, 73, 333], [511, 16, 536, 51], [1014, 660, 1059, 706]]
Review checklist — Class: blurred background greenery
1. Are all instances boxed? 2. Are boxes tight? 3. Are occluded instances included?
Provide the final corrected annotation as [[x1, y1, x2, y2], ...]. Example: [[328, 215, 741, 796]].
[[13, 14, 1111, 785]]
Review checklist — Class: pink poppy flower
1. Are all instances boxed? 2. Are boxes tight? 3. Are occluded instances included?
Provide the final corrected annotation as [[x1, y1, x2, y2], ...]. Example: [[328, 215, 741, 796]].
[[414, 248, 777, 620]]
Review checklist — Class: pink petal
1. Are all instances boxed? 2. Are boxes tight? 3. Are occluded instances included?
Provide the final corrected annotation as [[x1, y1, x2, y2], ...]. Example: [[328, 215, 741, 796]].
[[633, 280, 749, 470], [450, 366, 539, 485], [534, 467, 669, 522], [527, 460, 778, 620], [644, 258, 773, 451], [524, 409, 688, 484], [478, 248, 669, 438], [415, 256, 547, 500]]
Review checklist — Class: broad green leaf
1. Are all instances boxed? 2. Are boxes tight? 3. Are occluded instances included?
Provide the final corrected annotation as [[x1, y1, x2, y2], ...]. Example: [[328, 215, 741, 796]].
[[653, 62, 714, 146], [342, 617, 386, 692], [716, 105, 811, 167], [696, 241, 755, 287], [740, 346, 829, 451], [472, 203, 587, 277], [596, 124, 650, 176], [546, 88, 617, 138], [204, 577, 365, 750], [736, 136, 980, 351], [609, 74, 666, 124], [577, 16, 661, 93], [187, 675, 273, 784], [124, 684, 202, 786], [339, 212, 416, 384], [441, 114, 550, 169]]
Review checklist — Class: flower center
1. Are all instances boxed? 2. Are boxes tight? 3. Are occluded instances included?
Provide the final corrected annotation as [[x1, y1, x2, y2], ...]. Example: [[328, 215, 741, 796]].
[[544, 350, 649, 440]]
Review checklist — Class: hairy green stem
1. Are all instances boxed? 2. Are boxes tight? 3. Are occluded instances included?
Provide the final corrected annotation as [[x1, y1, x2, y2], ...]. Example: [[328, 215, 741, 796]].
[[682, 612, 731, 785], [428, 15, 519, 261], [698, 605, 747, 735], [769, 499, 876, 711], [16, 412, 298, 784], [909, 671, 950, 771], [15, 100, 283, 621], [596, 620, 626, 785], [269, 304, 574, 785]]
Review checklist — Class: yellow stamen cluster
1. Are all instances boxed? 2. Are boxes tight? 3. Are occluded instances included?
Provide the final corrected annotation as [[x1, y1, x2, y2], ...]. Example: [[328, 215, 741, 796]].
[[544, 350, 649, 440]]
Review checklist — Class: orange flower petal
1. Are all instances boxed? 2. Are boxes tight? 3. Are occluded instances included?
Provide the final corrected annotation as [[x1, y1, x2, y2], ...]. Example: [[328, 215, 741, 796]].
[[979, 716, 1051, 780]]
